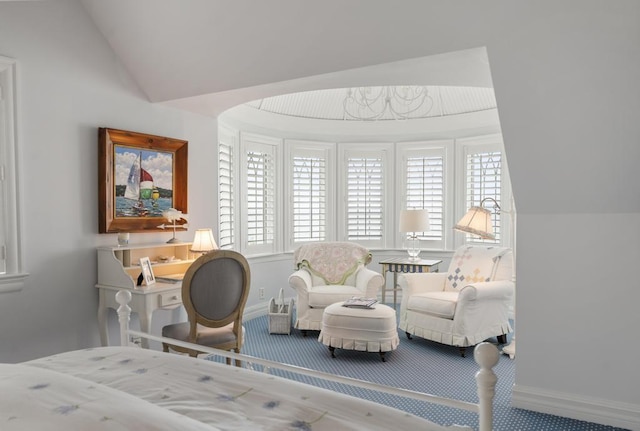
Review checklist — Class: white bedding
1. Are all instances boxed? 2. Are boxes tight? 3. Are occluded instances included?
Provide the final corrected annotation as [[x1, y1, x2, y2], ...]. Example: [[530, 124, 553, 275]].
[[12, 346, 456, 431], [0, 363, 217, 430]]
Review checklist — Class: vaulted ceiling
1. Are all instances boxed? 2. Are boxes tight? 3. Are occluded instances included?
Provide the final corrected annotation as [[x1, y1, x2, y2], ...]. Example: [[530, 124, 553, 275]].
[[80, 0, 497, 119], [76, 0, 640, 216]]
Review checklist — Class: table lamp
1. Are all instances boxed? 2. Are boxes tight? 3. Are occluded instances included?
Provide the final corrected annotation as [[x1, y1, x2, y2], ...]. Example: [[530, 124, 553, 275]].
[[191, 228, 218, 255], [399, 209, 430, 260]]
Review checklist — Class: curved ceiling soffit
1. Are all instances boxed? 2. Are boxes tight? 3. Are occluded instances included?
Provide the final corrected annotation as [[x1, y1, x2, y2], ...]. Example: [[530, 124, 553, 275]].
[[219, 85, 501, 140]]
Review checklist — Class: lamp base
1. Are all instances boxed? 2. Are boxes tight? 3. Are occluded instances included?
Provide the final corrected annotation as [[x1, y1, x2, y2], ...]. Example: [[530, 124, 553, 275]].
[[406, 235, 421, 261]]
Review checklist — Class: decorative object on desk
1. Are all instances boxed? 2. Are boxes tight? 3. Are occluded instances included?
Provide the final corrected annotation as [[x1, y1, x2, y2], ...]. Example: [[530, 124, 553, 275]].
[[399, 209, 430, 261], [138, 256, 155, 287], [191, 228, 218, 255], [117, 232, 129, 246], [343, 296, 378, 309], [454, 197, 501, 240], [98, 128, 188, 233], [160, 208, 188, 243]]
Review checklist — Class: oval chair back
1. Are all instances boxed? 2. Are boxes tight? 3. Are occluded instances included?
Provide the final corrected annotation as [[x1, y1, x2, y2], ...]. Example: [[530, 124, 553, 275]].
[[162, 249, 250, 359], [183, 250, 250, 337]]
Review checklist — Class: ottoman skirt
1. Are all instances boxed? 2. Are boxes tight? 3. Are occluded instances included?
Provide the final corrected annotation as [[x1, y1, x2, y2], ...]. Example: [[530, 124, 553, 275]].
[[318, 302, 399, 354]]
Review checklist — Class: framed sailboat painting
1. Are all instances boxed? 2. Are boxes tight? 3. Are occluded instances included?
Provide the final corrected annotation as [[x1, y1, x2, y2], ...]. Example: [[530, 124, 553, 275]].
[[98, 128, 188, 233]]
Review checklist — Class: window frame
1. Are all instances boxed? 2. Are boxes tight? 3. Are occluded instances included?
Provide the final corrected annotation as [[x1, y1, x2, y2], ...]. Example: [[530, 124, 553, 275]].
[[284, 139, 335, 251], [217, 125, 239, 250], [454, 134, 512, 248], [217, 125, 513, 257], [239, 132, 281, 256], [396, 140, 454, 251], [337, 143, 393, 249], [0, 55, 27, 292]]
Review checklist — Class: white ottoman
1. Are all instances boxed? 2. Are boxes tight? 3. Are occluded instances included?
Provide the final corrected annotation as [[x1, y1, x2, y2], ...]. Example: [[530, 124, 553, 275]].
[[318, 302, 399, 361]]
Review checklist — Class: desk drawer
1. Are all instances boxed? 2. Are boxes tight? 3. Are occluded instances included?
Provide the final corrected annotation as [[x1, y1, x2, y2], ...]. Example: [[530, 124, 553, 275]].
[[158, 291, 182, 307]]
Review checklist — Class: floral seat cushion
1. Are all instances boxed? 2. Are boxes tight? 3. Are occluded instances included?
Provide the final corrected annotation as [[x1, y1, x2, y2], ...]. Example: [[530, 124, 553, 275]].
[[294, 242, 372, 286]]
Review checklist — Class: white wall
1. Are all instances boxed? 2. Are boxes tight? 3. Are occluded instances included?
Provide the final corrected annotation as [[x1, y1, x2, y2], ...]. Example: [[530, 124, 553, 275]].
[[0, 1, 219, 361]]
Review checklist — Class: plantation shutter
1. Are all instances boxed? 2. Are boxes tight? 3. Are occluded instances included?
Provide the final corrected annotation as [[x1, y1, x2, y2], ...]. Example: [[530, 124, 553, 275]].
[[292, 155, 326, 242], [218, 139, 234, 249], [246, 149, 275, 247], [466, 150, 502, 243], [405, 155, 444, 240], [346, 156, 383, 241]]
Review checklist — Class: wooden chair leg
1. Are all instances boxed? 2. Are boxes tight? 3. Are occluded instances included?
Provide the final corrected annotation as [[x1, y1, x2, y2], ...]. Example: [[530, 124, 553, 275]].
[[162, 343, 169, 352], [405, 332, 413, 340], [234, 348, 242, 367], [379, 351, 386, 362], [459, 347, 467, 357], [497, 334, 507, 344]]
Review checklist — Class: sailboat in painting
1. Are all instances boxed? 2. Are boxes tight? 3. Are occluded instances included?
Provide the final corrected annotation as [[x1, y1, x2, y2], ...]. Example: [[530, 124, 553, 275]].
[[124, 152, 153, 216]]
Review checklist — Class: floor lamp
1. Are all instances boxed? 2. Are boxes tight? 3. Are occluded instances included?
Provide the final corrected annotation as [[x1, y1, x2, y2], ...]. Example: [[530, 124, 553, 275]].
[[454, 197, 516, 358]]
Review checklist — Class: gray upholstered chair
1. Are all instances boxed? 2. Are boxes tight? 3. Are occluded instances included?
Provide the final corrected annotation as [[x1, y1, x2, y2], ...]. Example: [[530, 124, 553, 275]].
[[162, 250, 250, 360], [288, 242, 384, 333], [398, 245, 514, 356]]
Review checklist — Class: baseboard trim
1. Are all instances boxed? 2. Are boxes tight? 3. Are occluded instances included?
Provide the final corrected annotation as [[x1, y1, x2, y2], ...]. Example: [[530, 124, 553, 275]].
[[244, 302, 269, 321], [512, 384, 640, 430]]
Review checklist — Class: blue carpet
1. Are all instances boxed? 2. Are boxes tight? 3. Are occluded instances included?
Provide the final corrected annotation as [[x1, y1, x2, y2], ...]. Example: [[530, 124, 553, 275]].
[[229, 312, 628, 431]]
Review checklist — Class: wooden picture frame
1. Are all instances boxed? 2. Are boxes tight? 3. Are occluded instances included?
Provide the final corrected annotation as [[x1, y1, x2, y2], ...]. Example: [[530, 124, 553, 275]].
[[139, 256, 156, 286], [98, 128, 188, 233]]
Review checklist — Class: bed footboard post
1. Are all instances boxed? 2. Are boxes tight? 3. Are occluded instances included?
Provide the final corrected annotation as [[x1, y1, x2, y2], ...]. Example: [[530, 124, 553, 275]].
[[474, 342, 500, 431], [115, 290, 133, 347]]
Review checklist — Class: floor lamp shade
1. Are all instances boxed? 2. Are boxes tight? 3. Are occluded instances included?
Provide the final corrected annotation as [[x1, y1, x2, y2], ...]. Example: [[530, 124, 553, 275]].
[[454, 206, 495, 240]]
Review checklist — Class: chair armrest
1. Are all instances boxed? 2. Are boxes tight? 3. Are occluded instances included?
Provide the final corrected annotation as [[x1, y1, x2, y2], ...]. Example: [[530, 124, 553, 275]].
[[458, 280, 515, 302], [355, 267, 384, 297], [399, 272, 447, 297], [288, 269, 312, 293]]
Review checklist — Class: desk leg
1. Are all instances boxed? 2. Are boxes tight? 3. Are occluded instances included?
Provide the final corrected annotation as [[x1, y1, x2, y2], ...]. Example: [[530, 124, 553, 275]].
[[381, 267, 387, 304], [97, 290, 109, 346], [393, 272, 398, 308], [139, 310, 153, 349]]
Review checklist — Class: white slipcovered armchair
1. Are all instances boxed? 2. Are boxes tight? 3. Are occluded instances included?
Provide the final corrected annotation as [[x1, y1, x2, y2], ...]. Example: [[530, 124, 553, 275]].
[[288, 242, 384, 333], [398, 245, 514, 356]]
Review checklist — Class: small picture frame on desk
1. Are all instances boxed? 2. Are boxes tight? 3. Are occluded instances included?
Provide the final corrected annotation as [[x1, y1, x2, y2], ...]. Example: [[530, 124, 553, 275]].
[[139, 257, 155, 287]]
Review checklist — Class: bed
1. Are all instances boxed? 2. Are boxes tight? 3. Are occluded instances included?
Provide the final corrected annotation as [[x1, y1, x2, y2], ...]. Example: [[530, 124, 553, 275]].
[[1, 290, 499, 430]]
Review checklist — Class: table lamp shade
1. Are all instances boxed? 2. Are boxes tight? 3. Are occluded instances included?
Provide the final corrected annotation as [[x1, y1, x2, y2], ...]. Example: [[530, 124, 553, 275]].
[[191, 228, 218, 253], [399, 209, 430, 233], [454, 206, 495, 240]]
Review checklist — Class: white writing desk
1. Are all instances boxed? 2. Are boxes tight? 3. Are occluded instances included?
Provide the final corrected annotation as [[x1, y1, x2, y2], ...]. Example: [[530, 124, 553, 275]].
[[97, 282, 183, 348]]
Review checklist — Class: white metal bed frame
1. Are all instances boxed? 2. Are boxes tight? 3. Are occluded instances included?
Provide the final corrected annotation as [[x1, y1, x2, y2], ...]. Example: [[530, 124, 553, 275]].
[[115, 290, 499, 431]]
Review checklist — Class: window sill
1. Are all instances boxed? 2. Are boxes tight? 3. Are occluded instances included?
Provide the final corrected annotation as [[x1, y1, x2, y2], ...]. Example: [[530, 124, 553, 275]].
[[0, 272, 29, 293]]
